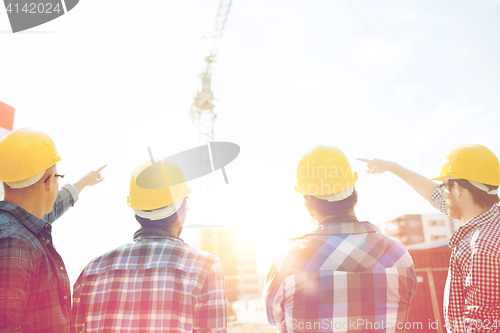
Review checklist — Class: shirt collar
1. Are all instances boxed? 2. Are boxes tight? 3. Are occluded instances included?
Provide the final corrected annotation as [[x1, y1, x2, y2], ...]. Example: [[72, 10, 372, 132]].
[[449, 204, 500, 247], [313, 220, 381, 235], [290, 219, 380, 240], [133, 225, 184, 243], [0, 201, 47, 234]]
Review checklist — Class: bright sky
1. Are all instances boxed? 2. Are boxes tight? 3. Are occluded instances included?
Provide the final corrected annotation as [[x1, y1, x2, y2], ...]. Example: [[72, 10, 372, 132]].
[[1, 0, 500, 284]]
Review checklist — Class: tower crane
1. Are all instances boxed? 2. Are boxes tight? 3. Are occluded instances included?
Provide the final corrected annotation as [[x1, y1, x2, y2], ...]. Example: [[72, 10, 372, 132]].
[[189, 0, 232, 227]]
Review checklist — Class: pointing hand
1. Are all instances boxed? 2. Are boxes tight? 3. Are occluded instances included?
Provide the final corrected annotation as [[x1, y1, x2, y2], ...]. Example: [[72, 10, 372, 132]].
[[357, 158, 395, 175], [73, 165, 107, 193]]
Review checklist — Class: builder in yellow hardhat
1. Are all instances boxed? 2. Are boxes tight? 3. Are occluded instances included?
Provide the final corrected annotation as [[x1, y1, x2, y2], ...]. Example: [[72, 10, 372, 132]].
[[0, 127, 105, 332], [359, 144, 500, 332], [72, 159, 227, 332], [264, 146, 417, 333]]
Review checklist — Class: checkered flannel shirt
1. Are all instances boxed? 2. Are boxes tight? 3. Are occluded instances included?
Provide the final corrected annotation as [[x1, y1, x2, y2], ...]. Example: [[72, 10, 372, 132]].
[[72, 233, 227, 333], [264, 219, 417, 333], [0, 185, 79, 333], [431, 187, 500, 333]]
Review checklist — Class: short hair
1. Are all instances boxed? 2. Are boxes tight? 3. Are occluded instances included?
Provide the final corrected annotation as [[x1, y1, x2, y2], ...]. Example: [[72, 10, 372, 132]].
[[304, 188, 357, 216], [453, 179, 499, 209], [135, 198, 188, 227]]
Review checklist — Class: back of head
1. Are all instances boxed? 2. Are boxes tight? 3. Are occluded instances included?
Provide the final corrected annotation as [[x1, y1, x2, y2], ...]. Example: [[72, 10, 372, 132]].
[[295, 146, 358, 216], [0, 127, 61, 189], [127, 160, 191, 225], [431, 144, 500, 208]]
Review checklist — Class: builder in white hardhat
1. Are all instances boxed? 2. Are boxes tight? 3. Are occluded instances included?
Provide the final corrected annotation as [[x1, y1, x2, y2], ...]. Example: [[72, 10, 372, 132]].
[[0, 127, 105, 333], [359, 144, 500, 332], [264, 146, 417, 333], [72, 159, 227, 332]]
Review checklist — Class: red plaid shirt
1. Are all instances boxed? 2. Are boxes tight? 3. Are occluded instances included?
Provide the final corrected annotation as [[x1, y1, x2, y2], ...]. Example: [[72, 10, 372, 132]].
[[72, 229, 227, 333], [0, 185, 78, 333], [431, 187, 500, 333]]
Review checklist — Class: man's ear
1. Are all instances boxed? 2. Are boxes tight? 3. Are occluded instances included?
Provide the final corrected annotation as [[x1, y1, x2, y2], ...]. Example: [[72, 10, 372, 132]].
[[353, 191, 358, 207], [453, 181, 464, 198], [43, 175, 53, 192]]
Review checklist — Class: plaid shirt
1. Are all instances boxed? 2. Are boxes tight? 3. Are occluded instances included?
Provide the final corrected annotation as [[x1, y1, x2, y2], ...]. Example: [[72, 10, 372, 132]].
[[0, 185, 78, 333], [264, 218, 417, 333], [72, 229, 227, 333], [431, 187, 500, 333]]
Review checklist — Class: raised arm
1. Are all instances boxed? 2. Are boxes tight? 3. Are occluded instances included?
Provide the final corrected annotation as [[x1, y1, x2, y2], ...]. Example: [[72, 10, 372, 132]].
[[357, 158, 437, 202], [44, 165, 106, 224]]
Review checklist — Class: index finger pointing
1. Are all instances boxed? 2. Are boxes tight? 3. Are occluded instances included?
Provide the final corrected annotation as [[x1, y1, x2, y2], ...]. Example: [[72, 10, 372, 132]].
[[96, 165, 107, 173]]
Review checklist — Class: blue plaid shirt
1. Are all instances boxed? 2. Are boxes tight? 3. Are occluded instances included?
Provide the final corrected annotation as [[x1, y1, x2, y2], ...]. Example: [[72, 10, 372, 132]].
[[264, 218, 417, 333], [72, 228, 227, 333], [0, 184, 79, 333]]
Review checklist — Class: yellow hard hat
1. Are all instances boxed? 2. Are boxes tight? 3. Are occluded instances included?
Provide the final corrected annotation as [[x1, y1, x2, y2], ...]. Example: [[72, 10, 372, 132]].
[[127, 160, 191, 211], [295, 146, 358, 198], [431, 144, 500, 186], [0, 127, 61, 183]]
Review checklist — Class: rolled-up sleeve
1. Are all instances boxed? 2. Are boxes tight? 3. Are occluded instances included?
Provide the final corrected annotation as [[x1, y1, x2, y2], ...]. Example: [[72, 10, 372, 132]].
[[430, 186, 448, 215]]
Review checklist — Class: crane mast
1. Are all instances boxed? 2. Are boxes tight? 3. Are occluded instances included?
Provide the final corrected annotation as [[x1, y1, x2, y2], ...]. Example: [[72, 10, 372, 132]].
[[190, 0, 232, 227]]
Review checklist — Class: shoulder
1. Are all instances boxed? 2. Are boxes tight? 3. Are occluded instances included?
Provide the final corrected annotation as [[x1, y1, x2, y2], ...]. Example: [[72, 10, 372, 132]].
[[81, 239, 221, 277], [0, 208, 21, 232], [0, 229, 40, 270], [273, 223, 413, 275], [0, 212, 42, 253]]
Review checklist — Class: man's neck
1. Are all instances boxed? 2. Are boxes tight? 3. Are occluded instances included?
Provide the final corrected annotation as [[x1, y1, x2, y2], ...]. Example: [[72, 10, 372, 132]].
[[3, 194, 44, 219], [315, 209, 357, 224], [460, 204, 491, 225], [320, 215, 359, 224]]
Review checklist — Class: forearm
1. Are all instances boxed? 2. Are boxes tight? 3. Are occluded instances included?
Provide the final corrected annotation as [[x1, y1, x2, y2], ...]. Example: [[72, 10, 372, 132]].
[[43, 184, 79, 223], [72, 180, 86, 193], [389, 163, 437, 202]]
